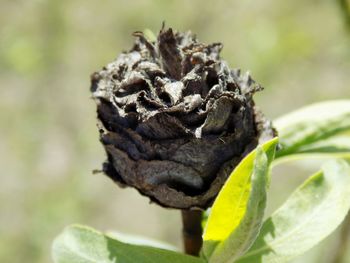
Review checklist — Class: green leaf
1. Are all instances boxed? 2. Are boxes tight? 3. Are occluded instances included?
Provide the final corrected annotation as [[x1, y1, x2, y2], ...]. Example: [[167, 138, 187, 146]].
[[202, 138, 278, 262], [106, 231, 179, 252], [201, 208, 211, 231], [143, 29, 157, 42], [285, 135, 350, 157], [274, 100, 350, 158], [273, 136, 350, 165], [236, 159, 350, 263], [52, 225, 205, 263]]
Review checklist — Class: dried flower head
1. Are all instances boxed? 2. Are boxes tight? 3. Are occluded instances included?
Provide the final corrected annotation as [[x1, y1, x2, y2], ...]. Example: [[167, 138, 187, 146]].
[[91, 26, 275, 209]]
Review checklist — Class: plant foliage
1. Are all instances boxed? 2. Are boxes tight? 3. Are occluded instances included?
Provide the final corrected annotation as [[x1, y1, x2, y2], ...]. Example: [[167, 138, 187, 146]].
[[52, 100, 350, 263]]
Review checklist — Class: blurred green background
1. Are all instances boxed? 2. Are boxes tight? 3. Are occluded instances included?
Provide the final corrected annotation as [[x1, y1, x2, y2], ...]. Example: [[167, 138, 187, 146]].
[[1, 0, 349, 262]]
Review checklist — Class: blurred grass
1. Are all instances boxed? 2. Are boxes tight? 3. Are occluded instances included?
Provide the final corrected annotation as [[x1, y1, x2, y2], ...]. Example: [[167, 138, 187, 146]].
[[0, 0, 349, 262]]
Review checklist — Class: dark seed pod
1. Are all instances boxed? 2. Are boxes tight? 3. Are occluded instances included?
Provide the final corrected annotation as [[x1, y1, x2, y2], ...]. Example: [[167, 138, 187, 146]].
[[91, 26, 275, 210]]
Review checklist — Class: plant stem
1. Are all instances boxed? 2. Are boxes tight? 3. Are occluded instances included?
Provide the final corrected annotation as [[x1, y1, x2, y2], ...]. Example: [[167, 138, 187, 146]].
[[331, 212, 350, 263], [181, 210, 203, 256]]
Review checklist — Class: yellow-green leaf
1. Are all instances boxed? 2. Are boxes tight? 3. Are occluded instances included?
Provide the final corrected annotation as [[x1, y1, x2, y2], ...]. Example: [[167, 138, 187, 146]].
[[202, 138, 278, 262]]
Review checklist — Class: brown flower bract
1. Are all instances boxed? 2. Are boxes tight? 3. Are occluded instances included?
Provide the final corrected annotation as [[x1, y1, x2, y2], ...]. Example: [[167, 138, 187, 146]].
[[91, 27, 275, 209]]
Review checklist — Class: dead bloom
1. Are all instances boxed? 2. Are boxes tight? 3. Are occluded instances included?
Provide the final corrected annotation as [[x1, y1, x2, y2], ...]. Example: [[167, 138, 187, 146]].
[[91, 26, 275, 209]]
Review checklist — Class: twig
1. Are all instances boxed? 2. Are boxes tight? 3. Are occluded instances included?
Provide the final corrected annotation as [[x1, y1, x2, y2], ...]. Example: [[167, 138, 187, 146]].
[[181, 210, 203, 256]]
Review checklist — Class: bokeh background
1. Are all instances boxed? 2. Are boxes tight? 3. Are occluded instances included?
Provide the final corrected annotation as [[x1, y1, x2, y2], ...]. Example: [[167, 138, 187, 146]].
[[1, 0, 350, 262]]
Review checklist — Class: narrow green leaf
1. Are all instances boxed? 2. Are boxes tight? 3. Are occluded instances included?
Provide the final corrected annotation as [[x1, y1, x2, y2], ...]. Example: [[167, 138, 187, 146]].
[[286, 136, 350, 156], [274, 100, 350, 158], [202, 138, 278, 262], [52, 225, 205, 263], [236, 159, 350, 263], [143, 29, 157, 42], [273, 136, 350, 165]]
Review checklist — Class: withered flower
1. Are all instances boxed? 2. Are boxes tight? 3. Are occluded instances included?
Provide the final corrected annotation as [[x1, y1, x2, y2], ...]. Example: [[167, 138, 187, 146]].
[[91, 26, 275, 210]]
